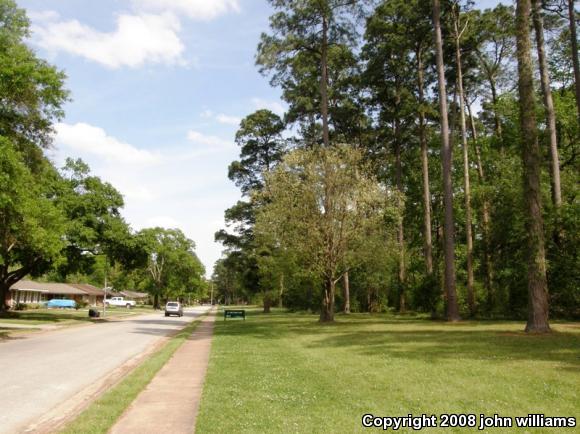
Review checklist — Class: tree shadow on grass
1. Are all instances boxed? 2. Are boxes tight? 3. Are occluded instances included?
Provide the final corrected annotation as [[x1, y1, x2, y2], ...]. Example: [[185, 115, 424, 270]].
[[305, 328, 580, 367], [0, 329, 30, 342], [214, 311, 580, 369]]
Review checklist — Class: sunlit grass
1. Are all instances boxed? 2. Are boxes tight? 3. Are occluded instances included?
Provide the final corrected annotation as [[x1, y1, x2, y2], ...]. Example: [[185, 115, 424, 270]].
[[196, 308, 580, 434], [0, 306, 156, 326]]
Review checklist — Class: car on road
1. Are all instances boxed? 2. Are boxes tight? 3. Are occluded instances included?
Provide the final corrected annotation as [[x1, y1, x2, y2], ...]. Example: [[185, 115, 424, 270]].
[[105, 297, 136, 308], [165, 301, 183, 317]]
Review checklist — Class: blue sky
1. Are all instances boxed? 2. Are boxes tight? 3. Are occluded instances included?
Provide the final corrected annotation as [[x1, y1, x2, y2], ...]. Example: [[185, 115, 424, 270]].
[[18, 0, 504, 277]]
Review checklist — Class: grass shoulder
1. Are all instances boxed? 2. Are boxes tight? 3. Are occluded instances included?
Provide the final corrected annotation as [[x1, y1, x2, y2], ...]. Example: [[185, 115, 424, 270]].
[[0, 305, 156, 327]]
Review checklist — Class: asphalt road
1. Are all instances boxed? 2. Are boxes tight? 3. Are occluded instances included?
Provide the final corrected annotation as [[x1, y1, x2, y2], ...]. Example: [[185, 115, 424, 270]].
[[0, 306, 211, 434]]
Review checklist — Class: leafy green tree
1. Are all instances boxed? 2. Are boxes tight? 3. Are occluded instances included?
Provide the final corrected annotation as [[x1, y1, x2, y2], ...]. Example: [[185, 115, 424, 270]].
[[0, 140, 65, 310], [138, 227, 205, 309], [212, 257, 244, 305], [56, 158, 139, 277], [257, 0, 364, 147], [473, 4, 515, 143], [228, 110, 286, 195], [216, 110, 288, 309], [255, 145, 396, 322], [0, 1, 71, 311], [0, 0, 68, 168]]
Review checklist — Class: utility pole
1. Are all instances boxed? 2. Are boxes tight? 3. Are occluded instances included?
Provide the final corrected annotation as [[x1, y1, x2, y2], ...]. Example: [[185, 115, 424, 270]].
[[102, 256, 108, 317]]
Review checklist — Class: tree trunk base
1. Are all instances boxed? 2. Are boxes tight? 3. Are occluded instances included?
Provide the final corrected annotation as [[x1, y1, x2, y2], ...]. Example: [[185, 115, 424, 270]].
[[319, 306, 334, 322], [525, 323, 551, 333]]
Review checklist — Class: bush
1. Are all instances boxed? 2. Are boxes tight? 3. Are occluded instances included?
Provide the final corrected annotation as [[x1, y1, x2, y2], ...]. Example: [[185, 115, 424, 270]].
[[14, 302, 45, 310], [76, 300, 89, 309]]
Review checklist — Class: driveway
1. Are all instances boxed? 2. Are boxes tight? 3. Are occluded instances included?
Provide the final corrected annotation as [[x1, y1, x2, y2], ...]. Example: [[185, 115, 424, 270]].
[[0, 306, 211, 434]]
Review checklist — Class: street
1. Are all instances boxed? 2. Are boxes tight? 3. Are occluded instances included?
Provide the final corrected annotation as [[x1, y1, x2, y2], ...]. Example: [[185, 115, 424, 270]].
[[0, 306, 210, 434]]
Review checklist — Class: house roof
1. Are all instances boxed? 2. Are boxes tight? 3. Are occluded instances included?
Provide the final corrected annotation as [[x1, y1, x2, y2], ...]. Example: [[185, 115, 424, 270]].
[[69, 283, 105, 296], [9, 280, 49, 293], [121, 290, 149, 299], [10, 280, 145, 299], [11, 280, 91, 295]]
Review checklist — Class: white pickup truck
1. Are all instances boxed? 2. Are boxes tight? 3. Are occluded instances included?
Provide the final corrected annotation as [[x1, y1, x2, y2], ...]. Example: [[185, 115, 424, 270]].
[[105, 297, 136, 308]]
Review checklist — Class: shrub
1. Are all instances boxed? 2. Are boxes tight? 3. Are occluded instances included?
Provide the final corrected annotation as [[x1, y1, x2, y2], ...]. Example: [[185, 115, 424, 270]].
[[76, 300, 89, 309]]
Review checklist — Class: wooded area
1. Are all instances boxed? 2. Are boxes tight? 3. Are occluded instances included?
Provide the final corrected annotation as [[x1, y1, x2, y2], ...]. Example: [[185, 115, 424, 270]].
[[213, 0, 579, 332]]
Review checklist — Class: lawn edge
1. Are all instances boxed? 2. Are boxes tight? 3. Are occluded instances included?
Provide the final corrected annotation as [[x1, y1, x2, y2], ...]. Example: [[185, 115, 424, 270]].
[[0, 309, 160, 340]]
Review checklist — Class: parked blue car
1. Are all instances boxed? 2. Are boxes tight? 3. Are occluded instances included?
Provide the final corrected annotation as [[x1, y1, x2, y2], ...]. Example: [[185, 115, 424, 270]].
[[46, 299, 77, 309]]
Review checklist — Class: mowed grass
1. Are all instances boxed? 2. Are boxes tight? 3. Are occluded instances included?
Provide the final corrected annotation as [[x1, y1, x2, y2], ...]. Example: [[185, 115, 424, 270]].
[[0, 306, 155, 326], [0, 309, 96, 325], [196, 309, 580, 434]]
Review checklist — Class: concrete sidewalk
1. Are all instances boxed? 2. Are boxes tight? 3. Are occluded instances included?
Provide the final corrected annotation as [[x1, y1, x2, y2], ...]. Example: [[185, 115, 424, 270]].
[[109, 311, 216, 434]]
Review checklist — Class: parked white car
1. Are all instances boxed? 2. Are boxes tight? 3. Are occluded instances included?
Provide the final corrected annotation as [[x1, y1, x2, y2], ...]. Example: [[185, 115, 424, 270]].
[[105, 297, 136, 308]]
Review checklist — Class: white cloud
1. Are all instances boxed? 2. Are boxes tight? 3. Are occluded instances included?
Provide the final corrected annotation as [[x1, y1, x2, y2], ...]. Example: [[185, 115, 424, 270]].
[[55, 122, 160, 165], [187, 130, 233, 148], [216, 114, 241, 126], [51, 122, 241, 276], [199, 110, 241, 126], [132, 0, 241, 21], [27, 10, 60, 22], [251, 97, 286, 116], [31, 12, 185, 69]]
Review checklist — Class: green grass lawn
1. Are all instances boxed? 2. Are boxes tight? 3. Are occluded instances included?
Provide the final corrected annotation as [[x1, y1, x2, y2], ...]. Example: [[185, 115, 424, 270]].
[[0, 306, 156, 326], [196, 308, 580, 434]]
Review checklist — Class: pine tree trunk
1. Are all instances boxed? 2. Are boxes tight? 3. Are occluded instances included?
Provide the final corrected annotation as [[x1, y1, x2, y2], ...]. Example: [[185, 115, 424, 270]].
[[515, 0, 550, 333], [320, 277, 335, 322], [343, 271, 350, 314], [395, 129, 406, 313], [433, 0, 460, 321], [466, 100, 494, 311], [568, 0, 580, 124], [417, 48, 434, 277], [532, 0, 562, 208], [320, 14, 330, 147], [278, 273, 284, 308], [490, 79, 503, 146], [454, 13, 475, 317]]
